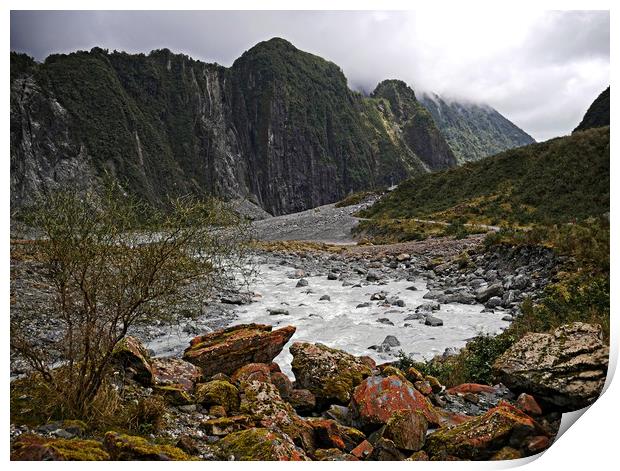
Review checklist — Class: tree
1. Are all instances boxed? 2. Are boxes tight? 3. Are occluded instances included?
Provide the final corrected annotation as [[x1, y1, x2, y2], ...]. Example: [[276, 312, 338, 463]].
[[11, 184, 254, 418]]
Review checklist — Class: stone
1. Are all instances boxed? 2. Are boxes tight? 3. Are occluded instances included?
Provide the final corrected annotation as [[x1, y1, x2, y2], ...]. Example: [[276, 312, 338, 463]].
[[183, 324, 295, 377], [201, 416, 254, 436], [486, 296, 502, 308], [153, 385, 193, 406], [103, 432, 191, 460], [270, 371, 294, 398], [366, 270, 381, 282], [369, 437, 406, 461], [350, 440, 373, 459], [383, 410, 428, 451], [231, 363, 272, 385], [396, 253, 410, 262], [414, 381, 433, 396], [382, 335, 400, 347], [492, 322, 609, 410], [350, 375, 439, 431], [11, 434, 109, 461], [239, 380, 315, 453], [111, 336, 152, 383], [215, 428, 309, 461], [319, 295, 331, 301], [307, 418, 365, 452], [290, 342, 372, 405], [296, 278, 309, 288], [425, 316, 443, 327], [268, 308, 289, 315], [356, 302, 371, 308], [516, 393, 543, 416], [475, 283, 504, 302], [406, 285, 418, 291], [370, 292, 386, 301], [194, 380, 240, 413], [446, 383, 496, 395], [288, 389, 317, 413], [377, 318, 394, 325], [327, 272, 338, 280], [425, 403, 547, 460], [151, 357, 203, 392]]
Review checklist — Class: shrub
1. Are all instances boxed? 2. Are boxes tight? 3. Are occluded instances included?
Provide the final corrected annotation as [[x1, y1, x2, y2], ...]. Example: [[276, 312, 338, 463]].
[[11, 183, 253, 420]]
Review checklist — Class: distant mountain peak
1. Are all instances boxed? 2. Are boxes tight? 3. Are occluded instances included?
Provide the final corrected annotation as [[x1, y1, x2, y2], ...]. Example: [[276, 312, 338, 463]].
[[573, 87, 610, 133], [419, 93, 535, 163]]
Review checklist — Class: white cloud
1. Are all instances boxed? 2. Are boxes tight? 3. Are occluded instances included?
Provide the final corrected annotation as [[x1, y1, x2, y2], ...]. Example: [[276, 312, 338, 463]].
[[10, 10, 609, 141]]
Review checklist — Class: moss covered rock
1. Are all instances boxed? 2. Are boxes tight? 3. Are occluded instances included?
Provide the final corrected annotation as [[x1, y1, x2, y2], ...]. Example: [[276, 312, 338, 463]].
[[215, 428, 309, 461], [424, 403, 547, 460], [492, 322, 609, 411], [383, 410, 428, 452], [11, 434, 109, 461], [240, 380, 315, 453], [103, 432, 192, 460], [290, 342, 372, 405], [152, 385, 193, 406], [201, 415, 254, 436], [195, 380, 240, 413], [111, 336, 153, 383]]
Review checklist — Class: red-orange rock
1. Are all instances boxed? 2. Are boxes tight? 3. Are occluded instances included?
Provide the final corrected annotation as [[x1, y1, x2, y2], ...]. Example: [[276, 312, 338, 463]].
[[183, 324, 295, 376], [350, 375, 439, 431], [307, 418, 365, 452], [350, 440, 373, 459], [516, 393, 543, 416], [445, 383, 496, 395], [526, 435, 551, 453], [231, 363, 272, 384]]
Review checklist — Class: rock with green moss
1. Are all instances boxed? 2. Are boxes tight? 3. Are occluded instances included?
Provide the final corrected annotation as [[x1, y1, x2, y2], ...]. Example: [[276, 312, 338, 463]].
[[383, 410, 428, 452], [201, 415, 254, 436], [103, 432, 192, 460], [240, 380, 315, 453], [11, 434, 110, 461], [492, 322, 609, 411], [215, 428, 310, 461], [152, 385, 193, 406], [195, 380, 240, 413], [111, 336, 153, 383], [290, 342, 373, 405], [424, 403, 547, 460]]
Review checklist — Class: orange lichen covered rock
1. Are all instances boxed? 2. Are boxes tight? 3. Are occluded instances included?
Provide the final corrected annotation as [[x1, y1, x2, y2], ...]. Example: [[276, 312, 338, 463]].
[[184, 324, 295, 377], [151, 358, 203, 392], [350, 375, 439, 431]]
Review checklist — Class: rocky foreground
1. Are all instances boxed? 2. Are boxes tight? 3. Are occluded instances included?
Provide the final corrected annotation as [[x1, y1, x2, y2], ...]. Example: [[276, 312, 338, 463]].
[[11, 318, 608, 461]]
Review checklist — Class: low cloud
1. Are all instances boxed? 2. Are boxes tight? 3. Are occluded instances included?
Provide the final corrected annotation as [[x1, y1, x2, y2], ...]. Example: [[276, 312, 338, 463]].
[[11, 10, 609, 141]]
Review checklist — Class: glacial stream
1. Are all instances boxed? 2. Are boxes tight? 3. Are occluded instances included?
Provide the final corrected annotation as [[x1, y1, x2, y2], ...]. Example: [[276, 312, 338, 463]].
[[144, 262, 510, 379]]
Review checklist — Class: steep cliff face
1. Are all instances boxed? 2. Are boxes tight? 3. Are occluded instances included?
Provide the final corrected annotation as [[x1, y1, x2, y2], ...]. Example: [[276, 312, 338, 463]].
[[372, 80, 457, 171], [11, 38, 450, 215], [573, 87, 610, 133], [419, 93, 535, 164]]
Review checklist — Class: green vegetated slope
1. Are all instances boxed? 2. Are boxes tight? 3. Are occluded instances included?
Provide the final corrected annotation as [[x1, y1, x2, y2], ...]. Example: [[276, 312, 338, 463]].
[[360, 126, 609, 227], [573, 87, 610, 132], [420, 93, 536, 164], [10, 39, 449, 215]]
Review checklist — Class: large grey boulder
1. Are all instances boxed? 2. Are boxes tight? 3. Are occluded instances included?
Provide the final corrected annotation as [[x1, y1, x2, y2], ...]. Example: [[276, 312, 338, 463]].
[[492, 322, 609, 410]]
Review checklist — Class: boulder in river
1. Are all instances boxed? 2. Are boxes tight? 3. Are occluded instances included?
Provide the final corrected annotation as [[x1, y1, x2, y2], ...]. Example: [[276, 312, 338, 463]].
[[290, 342, 373, 405], [425, 316, 444, 327], [183, 324, 295, 377], [492, 322, 608, 410]]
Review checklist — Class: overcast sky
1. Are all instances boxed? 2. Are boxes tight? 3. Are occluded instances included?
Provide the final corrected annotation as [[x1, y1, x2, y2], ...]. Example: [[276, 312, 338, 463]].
[[10, 10, 609, 141]]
